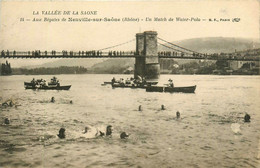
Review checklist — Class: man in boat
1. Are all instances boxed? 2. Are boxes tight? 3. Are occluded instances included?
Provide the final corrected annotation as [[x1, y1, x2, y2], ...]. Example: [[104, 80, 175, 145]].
[[31, 78, 36, 87], [119, 78, 125, 86], [125, 78, 131, 85], [168, 79, 174, 88], [42, 80, 47, 87], [134, 75, 143, 86], [31, 78, 36, 83], [51, 76, 57, 84], [57, 80, 60, 87], [111, 77, 116, 85]]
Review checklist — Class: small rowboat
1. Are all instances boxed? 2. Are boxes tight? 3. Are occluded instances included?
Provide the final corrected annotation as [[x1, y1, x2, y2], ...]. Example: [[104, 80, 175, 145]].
[[24, 77, 71, 90], [111, 83, 146, 89], [164, 85, 196, 93], [25, 85, 71, 90], [146, 85, 196, 93]]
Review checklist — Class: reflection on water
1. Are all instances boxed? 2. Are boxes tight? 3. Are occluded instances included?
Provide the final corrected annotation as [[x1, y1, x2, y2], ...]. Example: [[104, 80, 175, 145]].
[[0, 74, 260, 168]]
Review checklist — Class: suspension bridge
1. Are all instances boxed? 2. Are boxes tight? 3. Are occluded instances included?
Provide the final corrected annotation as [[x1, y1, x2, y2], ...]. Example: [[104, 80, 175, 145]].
[[0, 32, 258, 62], [1, 31, 259, 82]]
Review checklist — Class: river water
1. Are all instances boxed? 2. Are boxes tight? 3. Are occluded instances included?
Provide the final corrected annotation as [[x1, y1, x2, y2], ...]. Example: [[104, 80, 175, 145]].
[[0, 74, 259, 168]]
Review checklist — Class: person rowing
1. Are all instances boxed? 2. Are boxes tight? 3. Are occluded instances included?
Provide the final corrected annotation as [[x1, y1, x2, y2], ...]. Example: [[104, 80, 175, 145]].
[[168, 79, 174, 88], [111, 77, 116, 85]]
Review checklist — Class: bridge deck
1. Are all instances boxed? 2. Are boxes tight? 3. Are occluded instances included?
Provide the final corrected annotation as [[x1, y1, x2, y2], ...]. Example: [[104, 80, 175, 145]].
[[0, 54, 259, 61]]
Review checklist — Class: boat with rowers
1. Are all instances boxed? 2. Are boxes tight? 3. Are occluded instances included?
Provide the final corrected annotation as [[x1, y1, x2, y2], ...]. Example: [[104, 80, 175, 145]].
[[109, 77, 196, 93], [24, 77, 71, 90]]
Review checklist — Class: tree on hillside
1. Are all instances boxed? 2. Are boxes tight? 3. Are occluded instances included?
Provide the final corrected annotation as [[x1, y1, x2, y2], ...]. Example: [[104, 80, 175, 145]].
[[1, 61, 12, 75], [216, 60, 228, 70]]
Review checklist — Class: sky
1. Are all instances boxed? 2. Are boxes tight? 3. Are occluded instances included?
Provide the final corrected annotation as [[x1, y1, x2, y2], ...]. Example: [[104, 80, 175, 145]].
[[0, 0, 259, 67]]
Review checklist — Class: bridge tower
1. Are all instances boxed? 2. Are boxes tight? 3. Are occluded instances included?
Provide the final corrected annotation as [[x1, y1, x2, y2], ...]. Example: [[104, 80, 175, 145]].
[[134, 31, 160, 83], [134, 33, 145, 79]]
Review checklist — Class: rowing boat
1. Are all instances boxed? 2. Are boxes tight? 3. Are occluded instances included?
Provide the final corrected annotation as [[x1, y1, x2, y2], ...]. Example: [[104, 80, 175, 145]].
[[25, 85, 71, 90], [111, 83, 146, 89], [146, 85, 196, 93]]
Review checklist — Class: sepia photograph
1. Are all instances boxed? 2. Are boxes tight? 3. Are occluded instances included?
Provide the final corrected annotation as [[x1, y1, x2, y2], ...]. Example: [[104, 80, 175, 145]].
[[0, 0, 259, 167]]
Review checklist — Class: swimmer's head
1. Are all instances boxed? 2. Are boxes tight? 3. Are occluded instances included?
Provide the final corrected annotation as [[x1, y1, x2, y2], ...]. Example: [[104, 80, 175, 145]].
[[139, 105, 142, 111], [106, 125, 113, 136], [57, 128, 65, 139], [244, 113, 251, 122], [120, 132, 129, 139], [51, 97, 55, 103], [161, 105, 165, 110], [176, 111, 180, 119], [84, 126, 90, 133], [4, 118, 10, 125]]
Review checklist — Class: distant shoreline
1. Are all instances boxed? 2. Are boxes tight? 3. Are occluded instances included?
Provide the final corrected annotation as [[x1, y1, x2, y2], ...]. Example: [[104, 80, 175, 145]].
[[1, 73, 259, 76]]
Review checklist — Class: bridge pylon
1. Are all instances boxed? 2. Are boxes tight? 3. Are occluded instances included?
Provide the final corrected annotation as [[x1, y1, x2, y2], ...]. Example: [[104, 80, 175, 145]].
[[134, 31, 160, 83]]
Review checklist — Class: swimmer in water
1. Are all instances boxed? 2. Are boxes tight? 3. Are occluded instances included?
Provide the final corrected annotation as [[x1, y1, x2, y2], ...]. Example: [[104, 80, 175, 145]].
[[99, 131, 105, 137], [83, 126, 99, 138], [51, 97, 55, 103], [2, 102, 9, 107], [4, 118, 10, 125], [83, 126, 90, 134], [57, 128, 65, 139], [139, 105, 142, 111], [161, 105, 165, 110], [106, 125, 113, 136], [1, 99, 15, 107], [176, 111, 180, 119], [89, 125, 112, 137], [244, 113, 251, 122], [120, 132, 129, 139]]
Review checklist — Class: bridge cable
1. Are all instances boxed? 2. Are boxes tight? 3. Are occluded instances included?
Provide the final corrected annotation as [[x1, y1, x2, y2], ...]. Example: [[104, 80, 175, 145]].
[[158, 37, 201, 54], [158, 42, 191, 54], [97, 39, 135, 51]]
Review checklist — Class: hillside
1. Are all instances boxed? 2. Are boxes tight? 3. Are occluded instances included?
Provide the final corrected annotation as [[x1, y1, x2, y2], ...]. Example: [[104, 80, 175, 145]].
[[159, 37, 260, 53], [21, 58, 104, 69], [89, 58, 135, 74]]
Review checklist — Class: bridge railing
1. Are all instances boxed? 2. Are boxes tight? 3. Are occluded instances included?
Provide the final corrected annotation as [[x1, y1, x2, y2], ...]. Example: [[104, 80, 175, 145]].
[[0, 50, 136, 57], [0, 50, 259, 61], [157, 51, 260, 61]]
